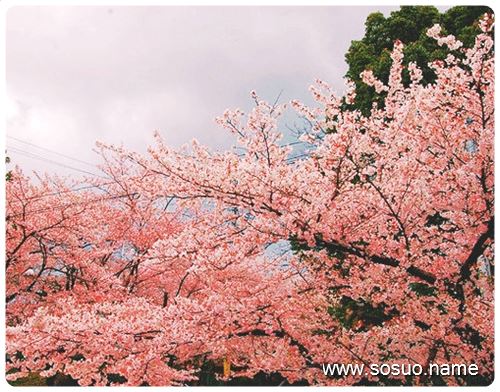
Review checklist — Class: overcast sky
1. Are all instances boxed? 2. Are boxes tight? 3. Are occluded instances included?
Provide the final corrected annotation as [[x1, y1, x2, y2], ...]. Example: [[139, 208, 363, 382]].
[[6, 6, 406, 177]]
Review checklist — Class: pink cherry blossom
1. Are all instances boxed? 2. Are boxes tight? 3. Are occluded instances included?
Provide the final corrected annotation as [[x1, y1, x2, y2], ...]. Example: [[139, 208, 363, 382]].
[[6, 15, 494, 386]]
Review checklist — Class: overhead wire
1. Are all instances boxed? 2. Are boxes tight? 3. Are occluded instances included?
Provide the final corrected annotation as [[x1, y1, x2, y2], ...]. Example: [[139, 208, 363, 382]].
[[7, 190, 139, 219], [7, 135, 97, 168], [7, 145, 109, 179], [6, 135, 314, 217]]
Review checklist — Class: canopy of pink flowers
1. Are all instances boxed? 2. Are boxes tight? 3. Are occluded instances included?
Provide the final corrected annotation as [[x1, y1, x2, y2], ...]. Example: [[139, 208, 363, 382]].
[[6, 16, 494, 386]]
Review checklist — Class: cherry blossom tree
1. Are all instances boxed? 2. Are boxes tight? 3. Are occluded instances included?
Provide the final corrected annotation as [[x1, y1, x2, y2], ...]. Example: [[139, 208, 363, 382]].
[[6, 15, 494, 386]]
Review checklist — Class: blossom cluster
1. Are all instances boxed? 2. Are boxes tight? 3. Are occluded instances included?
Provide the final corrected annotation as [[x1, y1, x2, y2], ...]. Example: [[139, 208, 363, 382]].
[[6, 15, 494, 386]]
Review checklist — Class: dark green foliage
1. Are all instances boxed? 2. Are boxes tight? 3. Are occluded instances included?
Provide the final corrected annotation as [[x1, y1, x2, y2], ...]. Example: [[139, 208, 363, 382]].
[[107, 373, 128, 384], [454, 324, 485, 349], [225, 371, 308, 386], [459, 372, 494, 386], [188, 359, 308, 386], [409, 282, 437, 297], [6, 154, 12, 182], [8, 372, 79, 386], [70, 353, 85, 362], [7, 373, 49, 386], [345, 6, 492, 115], [425, 211, 450, 227], [290, 233, 346, 259], [328, 296, 397, 330]]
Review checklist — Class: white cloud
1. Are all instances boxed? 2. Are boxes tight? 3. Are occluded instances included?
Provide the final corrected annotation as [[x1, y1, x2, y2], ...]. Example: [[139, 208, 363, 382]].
[[6, 5, 398, 176]]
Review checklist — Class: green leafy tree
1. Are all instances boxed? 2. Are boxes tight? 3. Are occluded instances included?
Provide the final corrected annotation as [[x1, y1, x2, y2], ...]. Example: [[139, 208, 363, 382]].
[[293, 5, 494, 344], [345, 6, 492, 115]]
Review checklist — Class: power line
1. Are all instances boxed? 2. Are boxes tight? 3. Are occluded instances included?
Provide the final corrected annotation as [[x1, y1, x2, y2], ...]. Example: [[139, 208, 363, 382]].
[[7, 135, 97, 168], [7, 146, 108, 179], [8, 146, 107, 179], [7, 191, 139, 219], [8, 182, 113, 204], [7, 171, 162, 204]]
